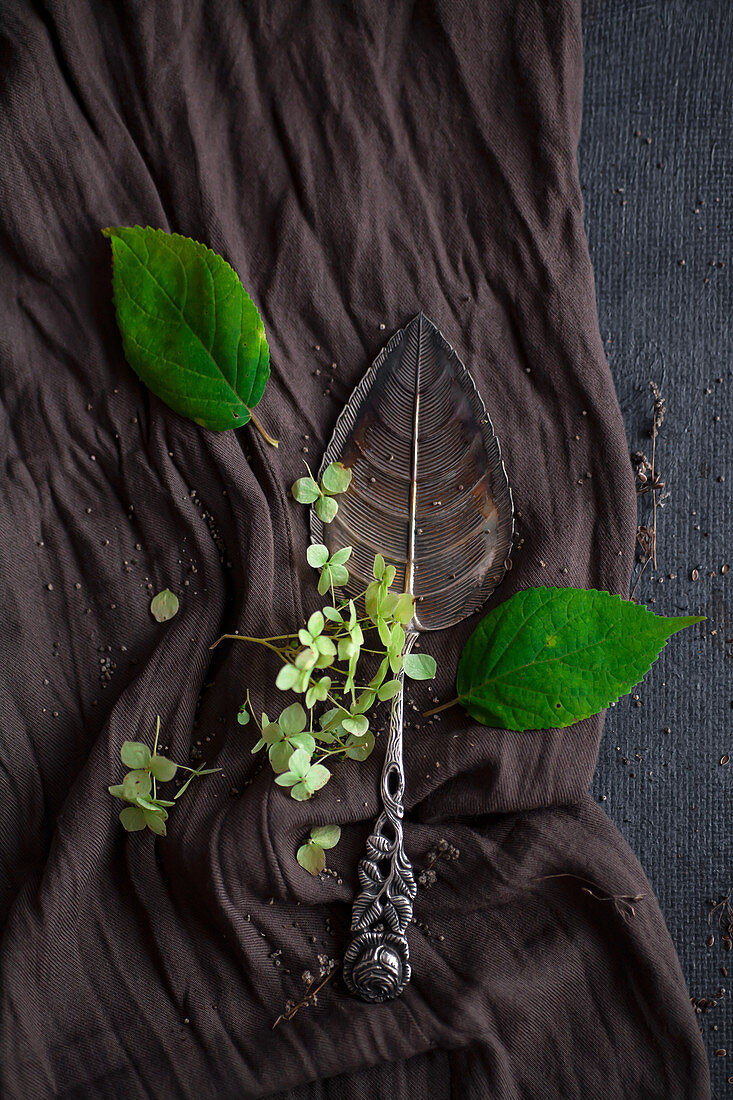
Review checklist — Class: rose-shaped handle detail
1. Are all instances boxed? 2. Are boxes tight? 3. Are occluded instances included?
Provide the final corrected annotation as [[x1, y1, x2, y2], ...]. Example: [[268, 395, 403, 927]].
[[343, 636, 418, 1002], [343, 930, 411, 1003]]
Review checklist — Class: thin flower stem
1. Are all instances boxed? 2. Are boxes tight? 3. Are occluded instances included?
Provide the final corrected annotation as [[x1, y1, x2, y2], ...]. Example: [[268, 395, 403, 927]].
[[314, 745, 349, 760], [210, 633, 297, 652], [151, 716, 161, 801], [210, 634, 290, 659], [246, 690, 263, 734]]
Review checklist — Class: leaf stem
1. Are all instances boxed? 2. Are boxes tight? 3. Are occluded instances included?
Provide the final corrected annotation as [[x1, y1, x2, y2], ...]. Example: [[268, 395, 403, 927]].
[[249, 410, 279, 448], [422, 696, 459, 717]]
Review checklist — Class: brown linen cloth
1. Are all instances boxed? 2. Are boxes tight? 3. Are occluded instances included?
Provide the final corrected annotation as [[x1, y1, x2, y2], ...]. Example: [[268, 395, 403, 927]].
[[0, 1, 709, 1096]]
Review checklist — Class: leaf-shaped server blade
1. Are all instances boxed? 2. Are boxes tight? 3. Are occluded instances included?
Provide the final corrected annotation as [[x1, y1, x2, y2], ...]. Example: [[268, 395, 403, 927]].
[[312, 314, 513, 631]]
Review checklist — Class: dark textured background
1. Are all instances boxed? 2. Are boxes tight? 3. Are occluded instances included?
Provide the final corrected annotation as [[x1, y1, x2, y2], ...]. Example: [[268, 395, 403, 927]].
[[581, 1, 732, 1093]]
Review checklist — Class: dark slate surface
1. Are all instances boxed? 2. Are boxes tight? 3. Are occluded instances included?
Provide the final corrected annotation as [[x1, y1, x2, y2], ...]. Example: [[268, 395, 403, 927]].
[[580, 1, 732, 1093]]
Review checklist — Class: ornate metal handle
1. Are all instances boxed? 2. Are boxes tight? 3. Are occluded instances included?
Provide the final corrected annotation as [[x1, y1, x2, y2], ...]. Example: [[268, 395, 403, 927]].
[[343, 632, 418, 1002]]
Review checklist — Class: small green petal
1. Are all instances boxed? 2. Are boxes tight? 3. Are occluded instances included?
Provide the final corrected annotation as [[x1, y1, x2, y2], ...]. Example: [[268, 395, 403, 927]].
[[292, 477, 321, 504], [120, 741, 151, 769], [315, 495, 339, 524], [310, 824, 341, 849], [276, 664, 300, 690], [297, 841, 325, 874], [321, 462, 353, 495], [119, 806, 146, 831]]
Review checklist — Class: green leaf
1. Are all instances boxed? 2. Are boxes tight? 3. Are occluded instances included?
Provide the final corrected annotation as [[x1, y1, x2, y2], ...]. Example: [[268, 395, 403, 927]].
[[149, 755, 178, 782], [292, 477, 321, 504], [457, 586, 704, 731], [315, 496, 339, 524], [108, 784, 127, 801], [378, 679, 402, 701], [120, 806, 146, 831], [237, 703, 251, 726], [150, 589, 179, 623], [120, 741, 151, 769], [278, 702, 307, 736], [404, 652, 437, 680], [122, 770, 152, 801], [306, 543, 330, 568], [310, 824, 341, 849], [373, 554, 385, 580], [317, 567, 332, 596], [323, 606, 343, 623], [297, 841, 325, 875], [321, 462, 352, 495], [103, 226, 270, 432], [290, 781, 313, 801]]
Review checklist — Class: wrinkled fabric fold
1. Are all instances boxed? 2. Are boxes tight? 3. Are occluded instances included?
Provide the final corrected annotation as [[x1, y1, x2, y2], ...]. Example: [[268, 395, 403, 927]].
[[0, 1, 708, 1097]]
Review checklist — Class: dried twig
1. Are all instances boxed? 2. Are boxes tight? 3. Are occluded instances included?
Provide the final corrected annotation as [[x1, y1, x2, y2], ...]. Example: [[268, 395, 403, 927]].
[[417, 837, 460, 888], [540, 873, 646, 923], [709, 891, 733, 951], [272, 964, 339, 1029], [630, 381, 669, 599]]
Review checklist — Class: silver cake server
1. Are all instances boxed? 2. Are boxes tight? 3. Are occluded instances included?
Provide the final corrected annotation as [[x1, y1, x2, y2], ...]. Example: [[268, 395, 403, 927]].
[[311, 313, 513, 1002]]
